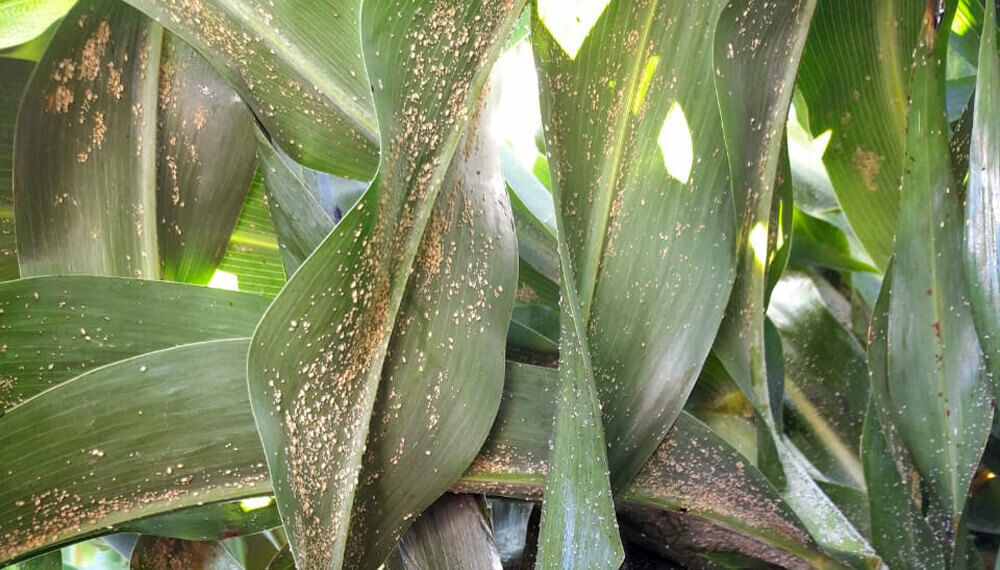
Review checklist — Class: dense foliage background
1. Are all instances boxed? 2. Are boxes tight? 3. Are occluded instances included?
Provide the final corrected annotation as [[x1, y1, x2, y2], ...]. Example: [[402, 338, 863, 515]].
[[0, 0, 998, 568]]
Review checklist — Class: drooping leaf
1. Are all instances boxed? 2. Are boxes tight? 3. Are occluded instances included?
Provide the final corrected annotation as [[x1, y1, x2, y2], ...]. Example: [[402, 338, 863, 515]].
[[620, 412, 839, 569], [1, 351, 834, 567], [796, 0, 925, 269], [118, 0, 378, 179], [530, 0, 740, 510], [964, 0, 1000, 382], [711, 1, 878, 562], [215, 171, 286, 297], [156, 32, 256, 285], [386, 494, 503, 570], [0, 339, 271, 565], [876, 3, 992, 527], [130, 537, 241, 570], [769, 272, 868, 489], [245, 2, 522, 568], [0, 58, 32, 281], [0, 0, 74, 49], [14, 0, 161, 278], [0, 275, 268, 411]]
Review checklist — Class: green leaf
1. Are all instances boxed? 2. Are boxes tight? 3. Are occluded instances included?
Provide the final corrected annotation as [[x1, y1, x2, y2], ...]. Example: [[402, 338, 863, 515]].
[[964, 0, 1000, 383], [0, 275, 268, 411], [0, 58, 32, 281], [130, 537, 242, 570], [0, 0, 74, 49], [530, 0, 739, 499], [1, 352, 834, 567], [245, 2, 522, 568], [14, 0, 161, 278], [265, 547, 294, 570], [796, 0, 925, 270], [156, 32, 257, 285], [862, 399, 947, 569], [877, 4, 992, 526], [953, 0, 988, 67], [0, 17, 59, 61], [789, 209, 879, 273], [711, 0, 816, 476], [118, 0, 378, 179], [768, 272, 867, 490], [387, 494, 503, 570], [0, 339, 271, 565], [120, 498, 280, 540], [254, 129, 365, 274], [7, 551, 63, 570], [216, 171, 286, 297]]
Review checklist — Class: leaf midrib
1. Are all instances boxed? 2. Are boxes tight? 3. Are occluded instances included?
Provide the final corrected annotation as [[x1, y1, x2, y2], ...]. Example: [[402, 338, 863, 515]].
[[579, 0, 659, 324]]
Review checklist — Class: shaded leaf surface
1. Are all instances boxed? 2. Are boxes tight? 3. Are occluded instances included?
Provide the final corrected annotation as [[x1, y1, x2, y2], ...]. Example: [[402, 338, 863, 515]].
[[156, 32, 256, 285], [878, 5, 991, 523], [387, 494, 503, 570], [796, 0, 924, 269], [2, 354, 832, 567], [119, 0, 378, 179], [0, 58, 32, 280], [130, 537, 242, 570]]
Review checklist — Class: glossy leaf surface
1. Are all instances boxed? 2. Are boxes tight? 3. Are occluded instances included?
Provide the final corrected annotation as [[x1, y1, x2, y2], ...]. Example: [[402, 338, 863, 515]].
[[0, 275, 268, 411], [0, 340, 271, 564], [386, 494, 503, 570]]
